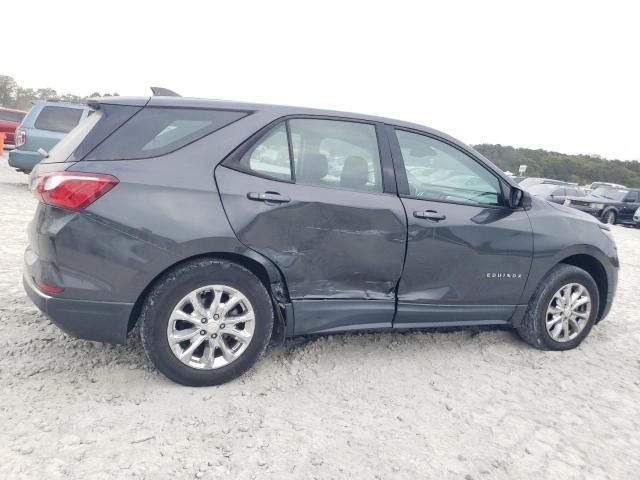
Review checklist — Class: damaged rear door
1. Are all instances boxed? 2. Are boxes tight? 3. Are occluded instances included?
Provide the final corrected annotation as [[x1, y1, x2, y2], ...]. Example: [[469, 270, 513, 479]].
[[216, 117, 406, 334]]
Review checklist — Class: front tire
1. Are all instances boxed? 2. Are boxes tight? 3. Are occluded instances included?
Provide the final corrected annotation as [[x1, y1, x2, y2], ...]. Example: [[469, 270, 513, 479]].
[[603, 210, 616, 224], [140, 258, 273, 386], [517, 264, 599, 351]]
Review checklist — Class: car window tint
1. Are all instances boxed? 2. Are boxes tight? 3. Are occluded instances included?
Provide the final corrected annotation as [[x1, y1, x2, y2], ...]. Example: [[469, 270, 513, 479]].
[[288, 119, 382, 193], [87, 108, 247, 160], [241, 124, 292, 180], [34, 106, 83, 133], [0, 110, 25, 123], [395, 130, 501, 205], [553, 188, 566, 196]]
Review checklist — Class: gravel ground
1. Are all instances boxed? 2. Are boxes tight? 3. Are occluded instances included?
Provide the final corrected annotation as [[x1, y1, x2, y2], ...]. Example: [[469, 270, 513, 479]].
[[1, 153, 639, 479]]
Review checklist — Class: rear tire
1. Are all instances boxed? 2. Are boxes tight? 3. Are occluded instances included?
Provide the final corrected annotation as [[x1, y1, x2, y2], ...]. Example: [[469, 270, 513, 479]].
[[140, 258, 273, 386], [517, 264, 599, 351]]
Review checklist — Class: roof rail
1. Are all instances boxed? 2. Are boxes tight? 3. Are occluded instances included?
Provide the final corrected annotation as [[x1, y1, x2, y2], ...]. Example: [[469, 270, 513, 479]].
[[150, 87, 181, 97]]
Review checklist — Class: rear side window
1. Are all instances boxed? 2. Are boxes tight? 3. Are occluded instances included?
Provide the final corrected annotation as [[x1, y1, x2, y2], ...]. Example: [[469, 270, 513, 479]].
[[243, 124, 292, 180], [289, 119, 383, 193], [34, 106, 84, 133], [236, 119, 383, 193], [0, 110, 25, 123], [87, 107, 247, 160]]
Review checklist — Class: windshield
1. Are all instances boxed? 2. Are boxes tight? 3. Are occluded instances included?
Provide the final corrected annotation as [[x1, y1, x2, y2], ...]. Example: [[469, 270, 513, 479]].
[[591, 187, 628, 201]]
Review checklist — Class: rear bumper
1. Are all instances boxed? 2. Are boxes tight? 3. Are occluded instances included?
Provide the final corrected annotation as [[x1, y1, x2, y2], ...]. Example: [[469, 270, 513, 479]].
[[8, 149, 42, 170], [23, 270, 133, 344]]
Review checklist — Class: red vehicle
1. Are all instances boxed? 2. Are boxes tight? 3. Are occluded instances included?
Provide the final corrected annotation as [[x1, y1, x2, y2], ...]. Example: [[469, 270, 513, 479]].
[[0, 106, 27, 147]]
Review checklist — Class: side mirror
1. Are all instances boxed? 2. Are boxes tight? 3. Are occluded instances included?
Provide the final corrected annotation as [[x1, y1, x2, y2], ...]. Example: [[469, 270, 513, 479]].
[[509, 186, 524, 208]]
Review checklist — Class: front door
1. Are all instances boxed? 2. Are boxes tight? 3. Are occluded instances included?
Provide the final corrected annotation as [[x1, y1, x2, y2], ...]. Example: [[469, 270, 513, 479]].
[[216, 118, 406, 334], [387, 126, 533, 327], [619, 190, 640, 223]]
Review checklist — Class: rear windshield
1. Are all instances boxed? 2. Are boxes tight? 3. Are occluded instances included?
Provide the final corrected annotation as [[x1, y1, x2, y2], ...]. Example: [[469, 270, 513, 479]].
[[43, 110, 102, 163], [0, 110, 25, 123], [34, 106, 84, 133], [86, 107, 248, 160]]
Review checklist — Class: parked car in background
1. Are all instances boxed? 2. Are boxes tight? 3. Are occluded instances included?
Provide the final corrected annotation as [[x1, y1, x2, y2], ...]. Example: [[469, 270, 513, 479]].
[[508, 175, 527, 184], [8, 101, 91, 173], [519, 177, 568, 189], [565, 187, 640, 225], [23, 92, 618, 386], [589, 181, 626, 190], [0, 106, 27, 148], [527, 183, 586, 204]]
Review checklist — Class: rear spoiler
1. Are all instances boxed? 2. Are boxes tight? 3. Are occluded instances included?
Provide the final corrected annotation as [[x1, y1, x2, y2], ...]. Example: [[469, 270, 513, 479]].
[[150, 87, 181, 97], [86, 87, 181, 109]]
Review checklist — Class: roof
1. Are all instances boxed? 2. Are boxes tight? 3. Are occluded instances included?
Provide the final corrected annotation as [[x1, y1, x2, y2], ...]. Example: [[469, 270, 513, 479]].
[[91, 95, 461, 146]]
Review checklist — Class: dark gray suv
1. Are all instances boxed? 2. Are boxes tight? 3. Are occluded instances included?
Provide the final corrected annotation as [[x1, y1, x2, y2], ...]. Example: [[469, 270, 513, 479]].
[[24, 93, 619, 386]]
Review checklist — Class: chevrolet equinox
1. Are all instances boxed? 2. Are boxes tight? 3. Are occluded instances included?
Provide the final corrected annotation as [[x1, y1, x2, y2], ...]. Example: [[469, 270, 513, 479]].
[[24, 91, 619, 386]]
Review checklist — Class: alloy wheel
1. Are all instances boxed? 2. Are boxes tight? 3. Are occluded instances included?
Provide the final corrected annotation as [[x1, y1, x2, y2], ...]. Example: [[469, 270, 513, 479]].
[[167, 285, 255, 369], [545, 283, 592, 342]]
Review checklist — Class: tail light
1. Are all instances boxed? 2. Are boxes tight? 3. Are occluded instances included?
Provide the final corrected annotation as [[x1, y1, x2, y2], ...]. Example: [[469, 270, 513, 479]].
[[33, 278, 64, 294], [30, 172, 119, 211], [16, 129, 26, 147]]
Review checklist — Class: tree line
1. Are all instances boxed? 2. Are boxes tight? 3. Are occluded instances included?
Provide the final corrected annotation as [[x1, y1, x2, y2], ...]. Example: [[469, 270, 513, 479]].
[[474, 144, 640, 188], [0, 75, 118, 111]]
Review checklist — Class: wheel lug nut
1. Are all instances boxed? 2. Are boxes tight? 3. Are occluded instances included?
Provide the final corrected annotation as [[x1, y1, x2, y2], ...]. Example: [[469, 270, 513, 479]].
[[214, 315, 219, 320], [200, 330, 206, 335], [211, 333, 217, 338], [220, 324, 225, 329], [201, 318, 207, 324]]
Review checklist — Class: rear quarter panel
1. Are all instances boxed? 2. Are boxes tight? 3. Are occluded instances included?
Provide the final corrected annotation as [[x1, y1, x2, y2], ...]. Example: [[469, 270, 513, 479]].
[[62, 112, 282, 303]]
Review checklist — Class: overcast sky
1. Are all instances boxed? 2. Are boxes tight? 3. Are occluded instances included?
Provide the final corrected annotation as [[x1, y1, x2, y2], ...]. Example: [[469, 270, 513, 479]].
[[5, 0, 639, 160]]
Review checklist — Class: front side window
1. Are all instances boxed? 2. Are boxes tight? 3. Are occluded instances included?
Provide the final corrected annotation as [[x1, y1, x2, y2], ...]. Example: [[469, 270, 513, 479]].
[[395, 130, 501, 205], [34, 106, 84, 133], [289, 119, 382, 193], [625, 191, 639, 202]]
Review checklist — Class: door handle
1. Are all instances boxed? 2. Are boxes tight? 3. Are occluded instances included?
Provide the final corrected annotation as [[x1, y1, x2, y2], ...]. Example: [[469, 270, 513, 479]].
[[247, 192, 291, 203], [413, 210, 446, 221]]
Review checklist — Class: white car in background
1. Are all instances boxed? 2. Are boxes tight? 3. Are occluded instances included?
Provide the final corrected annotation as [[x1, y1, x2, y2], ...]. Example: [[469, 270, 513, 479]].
[[634, 206, 640, 227]]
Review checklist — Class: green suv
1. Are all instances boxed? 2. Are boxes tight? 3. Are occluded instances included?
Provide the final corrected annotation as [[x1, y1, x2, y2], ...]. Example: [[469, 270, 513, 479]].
[[9, 100, 91, 173]]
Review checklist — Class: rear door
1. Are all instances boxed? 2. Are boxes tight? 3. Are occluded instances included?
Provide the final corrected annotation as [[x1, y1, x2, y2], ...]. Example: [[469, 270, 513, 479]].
[[216, 117, 406, 335], [387, 126, 533, 327]]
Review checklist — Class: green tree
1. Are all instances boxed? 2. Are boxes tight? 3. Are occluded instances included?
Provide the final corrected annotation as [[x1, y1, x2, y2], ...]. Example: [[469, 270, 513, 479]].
[[0, 75, 18, 106], [475, 144, 640, 188]]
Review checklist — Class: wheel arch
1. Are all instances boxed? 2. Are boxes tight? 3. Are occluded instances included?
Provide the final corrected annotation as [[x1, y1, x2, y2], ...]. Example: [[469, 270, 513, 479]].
[[557, 254, 608, 321], [127, 251, 290, 333]]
